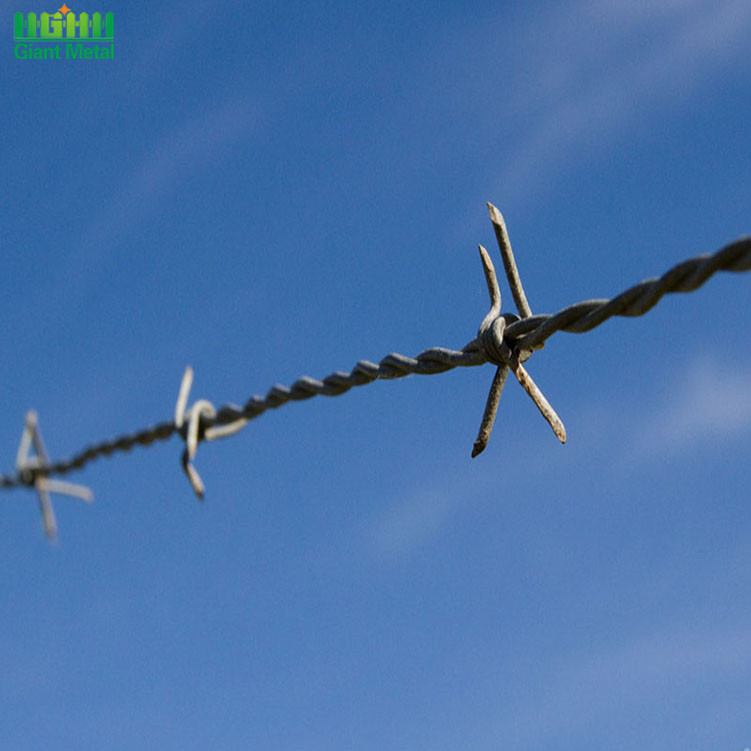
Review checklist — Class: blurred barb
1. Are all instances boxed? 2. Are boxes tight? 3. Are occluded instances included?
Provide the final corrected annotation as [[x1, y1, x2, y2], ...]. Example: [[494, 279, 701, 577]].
[[173, 365, 247, 500], [1, 203, 749, 539], [14, 410, 93, 541]]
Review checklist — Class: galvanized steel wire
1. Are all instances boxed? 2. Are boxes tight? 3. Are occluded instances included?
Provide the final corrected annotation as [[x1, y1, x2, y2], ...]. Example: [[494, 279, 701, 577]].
[[2, 203, 750, 537]]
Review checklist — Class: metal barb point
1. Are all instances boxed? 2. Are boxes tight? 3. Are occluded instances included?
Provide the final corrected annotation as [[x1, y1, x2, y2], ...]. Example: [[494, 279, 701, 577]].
[[472, 364, 509, 457], [175, 366, 207, 500], [472, 205, 567, 457], [478, 244, 501, 316], [173, 366, 249, 500], [175, 365, 225, 501], [504, 344, 567, 444], [174, 365, 194, 429], [16, 410, 93, 541], [487, 202, 533, 319]]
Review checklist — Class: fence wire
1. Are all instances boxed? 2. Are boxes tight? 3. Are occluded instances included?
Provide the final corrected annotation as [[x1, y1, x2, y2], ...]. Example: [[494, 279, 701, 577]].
[[3, 203, 750, 538]]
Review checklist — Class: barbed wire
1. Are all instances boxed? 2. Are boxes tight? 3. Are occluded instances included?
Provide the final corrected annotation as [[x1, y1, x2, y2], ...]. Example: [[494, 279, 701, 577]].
[[3, 203, 750, 539]]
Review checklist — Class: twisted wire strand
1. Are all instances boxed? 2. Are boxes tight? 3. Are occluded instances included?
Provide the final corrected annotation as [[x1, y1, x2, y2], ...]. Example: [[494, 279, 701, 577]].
[[1, 236, 749, 490], [504, 237, 751, 350]]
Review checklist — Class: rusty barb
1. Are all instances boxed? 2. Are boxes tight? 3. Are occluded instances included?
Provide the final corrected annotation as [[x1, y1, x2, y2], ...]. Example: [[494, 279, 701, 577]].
[[2, 203, 750, 539]]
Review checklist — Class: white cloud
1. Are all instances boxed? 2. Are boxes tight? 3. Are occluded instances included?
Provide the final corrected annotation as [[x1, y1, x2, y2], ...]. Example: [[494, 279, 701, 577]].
[[633, 357, 751, 455], [52, 97, 259, 307], [491, 0, 751, 199], [81, 97, 258, 252], [493, 622, 751, 744], [366, 485, 461, 560], [363, 439, 551, 561], [362, 353, 751, 560]]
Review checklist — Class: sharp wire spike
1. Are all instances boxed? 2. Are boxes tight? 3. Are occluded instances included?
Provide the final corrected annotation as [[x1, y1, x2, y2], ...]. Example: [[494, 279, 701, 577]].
[[487, 202, 533, 319], [472, 204, 566, 456], [182, 451, 206, 499], [38, 486, 57, 541], [175, 368, 219, 500], [15, 411, 34, 469], [204, 418, 248, 441], [472, 364, 509, 457], [503, 344, 567, 443], [175, 366, 194, 428], [478, 244, 501, 315], [37, 478, 94, 502]]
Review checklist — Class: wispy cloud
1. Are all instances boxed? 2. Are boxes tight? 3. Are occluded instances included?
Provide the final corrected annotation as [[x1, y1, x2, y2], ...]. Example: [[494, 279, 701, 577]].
[[491, 0, 751, 199], [80, 97, 258, 252], [54, 97, 258, 307], [632, 356, 751, 456], [363, 446, 547, 561], [363, 352, 750, 560], [493, 621, 751, 744], [365, 484, 462, 560]]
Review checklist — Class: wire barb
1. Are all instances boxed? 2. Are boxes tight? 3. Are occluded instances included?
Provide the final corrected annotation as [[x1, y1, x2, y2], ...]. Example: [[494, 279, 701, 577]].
[[173, 366, 247, 499], [174, 366, 213, 500], [472, 209, 566, 457], [1, 203, 749, 538], [15, 410, 93, 541], [487, 203, 533, 319]]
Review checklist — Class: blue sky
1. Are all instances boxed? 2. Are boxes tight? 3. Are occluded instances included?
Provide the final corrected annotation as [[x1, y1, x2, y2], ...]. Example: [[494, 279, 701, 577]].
[[2, 1, 750, 748]]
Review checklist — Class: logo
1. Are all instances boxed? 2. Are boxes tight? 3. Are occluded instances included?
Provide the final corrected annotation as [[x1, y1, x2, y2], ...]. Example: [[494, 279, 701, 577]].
[[14, 6, 114, 59]]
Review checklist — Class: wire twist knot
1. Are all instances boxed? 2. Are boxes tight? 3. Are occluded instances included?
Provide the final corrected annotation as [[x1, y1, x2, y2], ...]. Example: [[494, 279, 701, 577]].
[[174, 366, 248, 499], [477, 311, 536, 369], [471, 205, 566, 457]]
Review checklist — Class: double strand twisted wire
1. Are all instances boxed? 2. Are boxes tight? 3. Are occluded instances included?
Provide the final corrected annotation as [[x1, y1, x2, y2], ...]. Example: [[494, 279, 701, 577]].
[[1, 232, 749, 490]]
